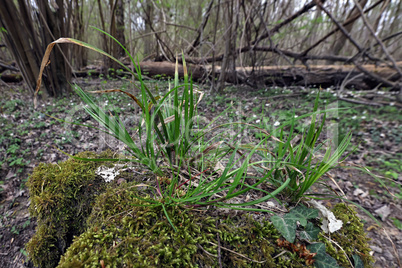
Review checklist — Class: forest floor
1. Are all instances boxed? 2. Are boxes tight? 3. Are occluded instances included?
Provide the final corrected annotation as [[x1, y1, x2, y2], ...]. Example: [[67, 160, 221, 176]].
[[0, 79, 401, 267]]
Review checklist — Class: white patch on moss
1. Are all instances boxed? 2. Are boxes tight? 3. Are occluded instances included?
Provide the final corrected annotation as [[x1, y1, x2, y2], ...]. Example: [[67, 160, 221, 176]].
[[96, 165, 121, 182], [308, 200, 343, 233]]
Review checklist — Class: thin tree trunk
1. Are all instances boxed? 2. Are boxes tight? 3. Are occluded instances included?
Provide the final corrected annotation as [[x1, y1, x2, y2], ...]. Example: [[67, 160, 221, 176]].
[[186, 0, 214, 55], [0, 0, 71, 96], [115, 0, 126, 58], [73, 0, 87, 69], [0, 0, 40, 93], [210, 0, 221, 90], [143, 0, 154, 57], [329, 0, 368, 58], [217, 1, 232, 91]]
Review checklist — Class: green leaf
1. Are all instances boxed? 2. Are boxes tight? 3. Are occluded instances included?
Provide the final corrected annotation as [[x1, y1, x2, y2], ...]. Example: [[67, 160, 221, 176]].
[[313, 253, 340, 268], [307, 242, 326, 255], [270, 205, 319, 243], [307, 243, 340, 268], [290, 205, 319, 227], [391, 217, 402, 230], [352, 254, 364, 268], [271, 215, 297, 243], [299, 221, 320, 241]]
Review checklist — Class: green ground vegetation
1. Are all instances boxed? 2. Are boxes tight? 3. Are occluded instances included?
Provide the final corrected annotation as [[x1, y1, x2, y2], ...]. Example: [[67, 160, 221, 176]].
[[26, 153, 373, 267]]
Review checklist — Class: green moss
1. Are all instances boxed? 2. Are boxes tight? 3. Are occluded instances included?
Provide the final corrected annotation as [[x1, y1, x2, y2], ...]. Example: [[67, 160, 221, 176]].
[[26, 150, 116, 268], [318, 203, 374, 268], [26, 153, 373, 268], [58, 181, 310, 268]]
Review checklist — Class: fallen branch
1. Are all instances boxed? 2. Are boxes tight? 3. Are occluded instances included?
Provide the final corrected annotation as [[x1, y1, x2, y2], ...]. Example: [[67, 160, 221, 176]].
[[338, 97, 402, 108], [0, 61, 19, 73]]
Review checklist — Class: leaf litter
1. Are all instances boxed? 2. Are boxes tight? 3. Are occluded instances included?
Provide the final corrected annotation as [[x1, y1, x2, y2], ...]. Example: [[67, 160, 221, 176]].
[[0, 81, 401, 267]]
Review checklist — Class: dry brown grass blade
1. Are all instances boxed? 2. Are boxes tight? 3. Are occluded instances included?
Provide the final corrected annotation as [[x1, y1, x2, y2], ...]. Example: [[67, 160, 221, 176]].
[[34, 42, 56, 108], [34, 38, 86, 108], [34, 37, 128, 108]]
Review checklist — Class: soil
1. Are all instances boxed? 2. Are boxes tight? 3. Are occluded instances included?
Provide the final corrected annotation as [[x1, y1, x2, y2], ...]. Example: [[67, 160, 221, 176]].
[[0, 80, 401, 267]]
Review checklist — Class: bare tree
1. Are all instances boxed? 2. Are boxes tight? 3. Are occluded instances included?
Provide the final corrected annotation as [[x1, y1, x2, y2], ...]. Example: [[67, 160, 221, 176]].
[[111, 0, 126, 59], [329, 0, 369, 59], [72, 0, 87, 70], [143, 0, 154, 57], [0, 0, 72, 97]]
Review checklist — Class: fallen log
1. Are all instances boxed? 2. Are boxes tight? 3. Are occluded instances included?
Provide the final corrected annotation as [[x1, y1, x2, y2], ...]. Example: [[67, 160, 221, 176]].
[[0, 73, 23, 83], [70, 61, 401, 91], [74, 61, 206, 80], [213, 64, 402, 91]]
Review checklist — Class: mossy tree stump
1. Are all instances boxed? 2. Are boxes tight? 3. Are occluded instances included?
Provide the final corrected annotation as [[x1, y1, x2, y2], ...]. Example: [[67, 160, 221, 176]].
[[26, 152, 373, 267]]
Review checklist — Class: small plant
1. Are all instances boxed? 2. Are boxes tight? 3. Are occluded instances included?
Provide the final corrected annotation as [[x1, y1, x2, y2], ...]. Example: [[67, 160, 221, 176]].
[[22, 219, 31, 229], [254, 93, 352, 202], [33, 30, 362, 266], [37, 29, 352, 215], [11, 226, 19, 235], [391, 217, 402, 230]]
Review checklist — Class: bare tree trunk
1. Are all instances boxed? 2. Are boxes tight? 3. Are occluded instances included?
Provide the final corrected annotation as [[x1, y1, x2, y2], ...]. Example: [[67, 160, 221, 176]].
[[0, 0, 40, 94], [211, 0, 221, 90], [186, 0, 214, 55], [329, 0, 368, 58], [115, 0, 126, 58], [143, 0, 154, 57], [0, 0, 71, 97], [216, 1, 232, 92], [73, 0, 87, 70], [97, 0, 109, 72]]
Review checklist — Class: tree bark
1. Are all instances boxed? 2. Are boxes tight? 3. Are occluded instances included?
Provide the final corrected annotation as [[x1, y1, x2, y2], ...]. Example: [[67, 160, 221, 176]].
[[143, 0, 154, 57], [73, 0, 87, 69], [329, 0, 368, 59], [216, 1, 233, 92], [0, 0, 71, 96], [115, 0, 126, 58]]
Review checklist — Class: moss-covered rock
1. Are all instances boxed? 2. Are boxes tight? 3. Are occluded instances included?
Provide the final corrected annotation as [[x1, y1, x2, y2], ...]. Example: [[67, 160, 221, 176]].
[[26, 152, 374, 267], [26, 150, 116, 268]]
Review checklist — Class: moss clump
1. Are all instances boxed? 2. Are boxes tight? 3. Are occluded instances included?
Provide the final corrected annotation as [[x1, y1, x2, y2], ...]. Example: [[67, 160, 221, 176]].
[[26, 150, 115, 268], [27, 153, 373, 267], [58, 181, 311, 268], [318, 203, 374, 267]]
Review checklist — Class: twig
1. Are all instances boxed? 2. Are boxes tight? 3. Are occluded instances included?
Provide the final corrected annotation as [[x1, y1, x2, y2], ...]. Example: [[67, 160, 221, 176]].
[[186, 0, 214, 55], [321, 234, 354, 268], [197, 243, 218, 258], [302, 0, 384, 56], [272, 250, 288, 259], [352, 61, 396, 88], [0, 78, 13, 89], [313, 0, 363, 53], [252, 1, 318, 47], [382, 227, 402, 268], [338, 97, 383, 106], [352, 0, 402, 77], [266, 92, 308, 99], [340, 72, 365, 93], [208, 241, 266, 264], [326, 172, 346, 198], [0, 61, 19, 72], [216, 222, 222, 268]]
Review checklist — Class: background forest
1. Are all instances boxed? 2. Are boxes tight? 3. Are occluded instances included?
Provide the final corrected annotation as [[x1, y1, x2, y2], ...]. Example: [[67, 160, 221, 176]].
[[0, 0, 401, 267], [1, 0, 401, 96]]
